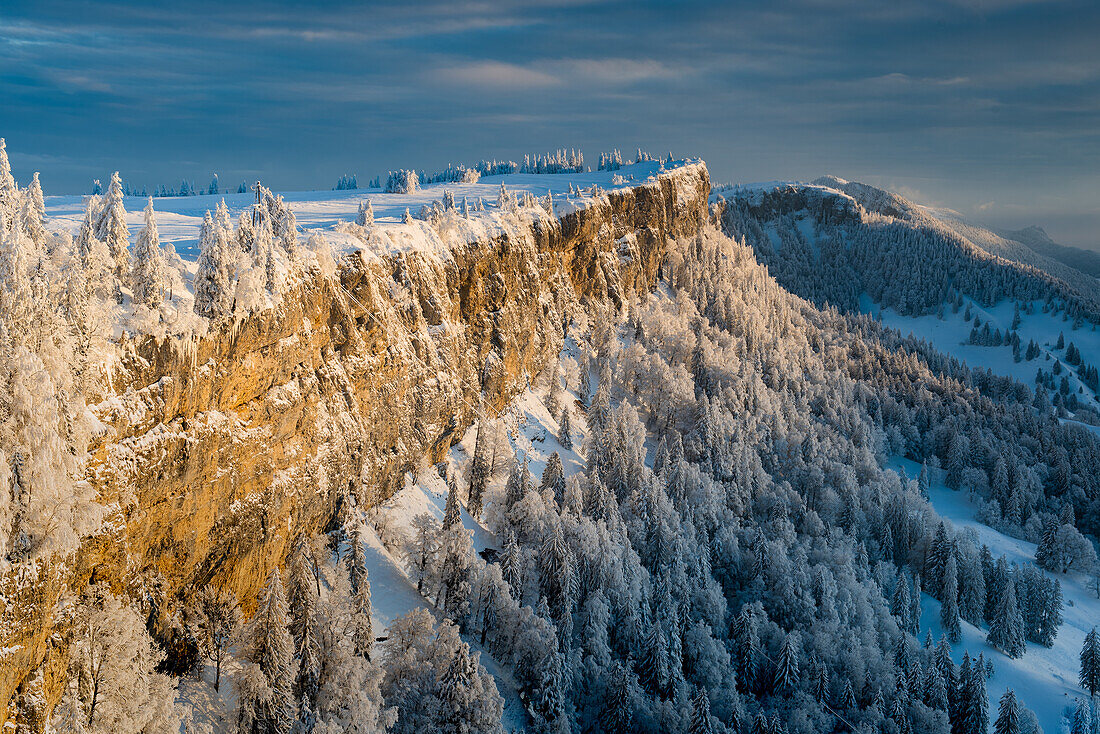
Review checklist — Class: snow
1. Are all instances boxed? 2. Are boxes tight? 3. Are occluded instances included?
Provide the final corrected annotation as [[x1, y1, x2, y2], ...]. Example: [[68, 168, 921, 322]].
[[44, 160, 699, 262], [889, 456, 1099, 734]]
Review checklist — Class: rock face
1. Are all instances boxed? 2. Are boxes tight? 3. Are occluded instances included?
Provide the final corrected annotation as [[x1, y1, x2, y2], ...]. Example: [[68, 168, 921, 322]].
[[1, 161, 710, 723]]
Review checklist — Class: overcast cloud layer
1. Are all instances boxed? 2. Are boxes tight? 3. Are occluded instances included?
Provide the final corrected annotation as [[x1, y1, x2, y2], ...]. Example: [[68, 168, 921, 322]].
[[2, 0, 1098, 247]]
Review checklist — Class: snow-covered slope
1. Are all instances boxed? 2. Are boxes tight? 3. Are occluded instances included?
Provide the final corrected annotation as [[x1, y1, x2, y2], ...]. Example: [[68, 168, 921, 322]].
[[890, 457, 1099, 734], [864, 294, 1100, 419]]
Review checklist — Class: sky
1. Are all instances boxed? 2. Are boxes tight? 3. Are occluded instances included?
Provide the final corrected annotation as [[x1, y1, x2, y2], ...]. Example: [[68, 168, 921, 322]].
[[2, 0, 1098, 248]]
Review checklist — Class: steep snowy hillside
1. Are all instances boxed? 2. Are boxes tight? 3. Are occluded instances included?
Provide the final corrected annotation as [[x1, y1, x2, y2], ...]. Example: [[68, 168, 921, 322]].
[[716, 178, 1100, 423]]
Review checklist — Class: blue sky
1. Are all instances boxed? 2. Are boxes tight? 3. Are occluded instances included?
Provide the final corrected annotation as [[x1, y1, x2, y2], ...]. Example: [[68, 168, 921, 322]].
[[2, 0, 1098, 247]]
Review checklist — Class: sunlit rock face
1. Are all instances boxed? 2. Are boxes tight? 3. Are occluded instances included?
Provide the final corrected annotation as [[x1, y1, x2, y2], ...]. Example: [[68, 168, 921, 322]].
[[1, 161, 710, 720]]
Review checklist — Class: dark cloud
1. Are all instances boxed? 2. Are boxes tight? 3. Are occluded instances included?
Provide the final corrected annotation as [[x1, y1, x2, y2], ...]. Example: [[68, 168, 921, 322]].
[[1, 0, 1097, 247]]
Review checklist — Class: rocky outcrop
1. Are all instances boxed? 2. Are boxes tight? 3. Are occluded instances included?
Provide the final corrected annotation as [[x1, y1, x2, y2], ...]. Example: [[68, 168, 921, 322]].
[[1, 161, 710, 723]]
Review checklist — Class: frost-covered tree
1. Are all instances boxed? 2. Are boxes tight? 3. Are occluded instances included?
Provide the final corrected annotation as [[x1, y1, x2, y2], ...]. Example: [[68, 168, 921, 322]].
[[406, 513, 440, 595], [20, 171, 46, 250], [993, 689, 1019, 734], [131, 198, 168, 309], [236, 569, 296, 734], [93, 171, 130, 292], [356, 199, 374, 227], [988, 575, 1025, 658], [380, 607, 502, 734], [467, 421, 491, 519], [540, 453, 566, 507], [0, 138, 17, 211], [187, 586, 241, 692], [941, 554, 961, 643], [1036, 521, 1097, 574], [688, 687, 715, 734], [1080, 627, 1100, 697], [61, 584, 182, 733], [558, 405, 573, 450], [772, 631, 800, 694], [194, 210, 236, 320]]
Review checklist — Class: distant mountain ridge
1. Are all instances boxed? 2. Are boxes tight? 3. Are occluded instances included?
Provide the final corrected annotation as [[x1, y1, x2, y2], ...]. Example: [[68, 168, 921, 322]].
[[999, 224, 1100, 279]]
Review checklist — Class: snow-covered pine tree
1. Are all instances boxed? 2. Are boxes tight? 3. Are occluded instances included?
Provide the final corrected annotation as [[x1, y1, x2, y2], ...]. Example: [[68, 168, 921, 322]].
[[688, 687, 714, 734], [987, 575, 1025, 658], [467, 421, 492, 519], [0, 218, 33, 336], [236, 569, 296, 733], [20, 171, 46, 250], [194, 210, 235, 320], [131, 198, 167, 309], [941, 554, 961, 643], [436, 504, 473, 621], [288, 543, 319, 650], [558, 405, 573, 449], [0, 138, 17, 214], [732, 605, 759, 694], [1080, 627, 1100, 697], [356, 199, 374, 227], [772, 631, 800, 694], [959, 654, 989, 734], [500, 529, 523, 600], [891, 571, 911, 631], [94, 171, 130, 293], [443, 473, 462, 532], [993, 689, 1019, 734], [911, 573, 922, 635], [1071, 699, 1091, 734], [600, 661, 634, 734], [540, 453, 566, 507]]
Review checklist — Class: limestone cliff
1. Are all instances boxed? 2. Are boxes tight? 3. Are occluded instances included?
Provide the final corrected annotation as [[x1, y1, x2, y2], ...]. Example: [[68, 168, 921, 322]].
[[1, 161, 710, 723]]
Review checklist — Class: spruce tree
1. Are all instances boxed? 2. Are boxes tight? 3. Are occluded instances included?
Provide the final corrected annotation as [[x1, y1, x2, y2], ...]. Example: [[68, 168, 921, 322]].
[[237, 569, 295, 733], [987, 575, 1025, 658], [891, 571, 911, 631], [732, 605, 758, 694], [688, 687, 714, 734], [639, 621, 672, 698], [540, 453, 566, 507], [772, 631, 800, 694], [467, 421, 490, 519], [960, 654, 989, 734], [131, 198, 166, 309], [443, 474, 461, 531], [558, 405, 573, 450], [941, 554, 962, 643], [600, 662, 633, 734], [993, 689, 1019, 734], [911, 573, 922, 635], [194, 210, 235, 320], [1080, 627, 1100, 697], [94, 171, 130, 292]]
